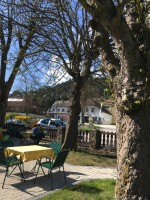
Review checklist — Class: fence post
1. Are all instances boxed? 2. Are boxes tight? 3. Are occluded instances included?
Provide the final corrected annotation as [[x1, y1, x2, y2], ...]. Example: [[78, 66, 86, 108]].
[[96, 130, 101, 149], [88, 130, 97, 149]]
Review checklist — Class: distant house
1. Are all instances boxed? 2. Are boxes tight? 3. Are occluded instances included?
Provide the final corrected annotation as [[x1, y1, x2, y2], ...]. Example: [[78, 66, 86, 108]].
[[7, 98, 46, 115], [80, 99, 115, 125], [47, 99, 116, 124], [47, 101, 70, 121]]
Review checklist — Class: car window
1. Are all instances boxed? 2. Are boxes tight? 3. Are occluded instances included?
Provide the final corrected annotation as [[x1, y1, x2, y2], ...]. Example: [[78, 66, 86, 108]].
[[57, 120, 66, 126], [62, 122, 66, 126], [58, 120, 63, 125], [42, 119, 50, 124], [50, 121, 57, 126], [17, 120, 22, 123]]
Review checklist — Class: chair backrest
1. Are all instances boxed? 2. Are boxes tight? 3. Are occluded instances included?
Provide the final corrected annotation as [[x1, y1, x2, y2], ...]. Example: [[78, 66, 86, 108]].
[[52, 149, 69, 169], [49, 141, 62, 156], [0, 148, 6, 165], [2, 135, 10, 141]]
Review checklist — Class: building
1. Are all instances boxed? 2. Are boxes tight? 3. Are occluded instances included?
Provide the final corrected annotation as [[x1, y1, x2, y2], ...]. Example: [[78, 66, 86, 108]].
[[47, 99, 116, 124], [7, 98, 46, 115], [47, 101, 70, 121], [80, 99, 115, 125]]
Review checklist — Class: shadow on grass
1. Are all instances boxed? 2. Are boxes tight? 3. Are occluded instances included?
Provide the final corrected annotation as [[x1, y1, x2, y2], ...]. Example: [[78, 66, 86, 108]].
[[66, 184, 103, 194], [75, 149, 117, 160]]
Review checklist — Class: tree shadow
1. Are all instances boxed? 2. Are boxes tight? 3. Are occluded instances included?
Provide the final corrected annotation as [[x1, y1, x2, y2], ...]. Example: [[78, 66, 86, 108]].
[[67, 184, 103, 194], [74, 149, 117, 159]]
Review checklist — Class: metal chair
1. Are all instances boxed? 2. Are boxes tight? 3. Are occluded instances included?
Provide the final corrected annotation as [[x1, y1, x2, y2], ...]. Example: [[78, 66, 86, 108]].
[[2, 135, 10, 141], [31, 141, 62, 172], [0, 147, 25, 188], [34, 149, 69, 189], [49, 141, 62, 157]]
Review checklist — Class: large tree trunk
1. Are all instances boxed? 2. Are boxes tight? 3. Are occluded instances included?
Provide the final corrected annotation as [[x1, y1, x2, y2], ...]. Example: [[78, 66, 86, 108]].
[[115, 101, 150, 199], [62, 82, 81, 150], [77, 1, 150, 199]]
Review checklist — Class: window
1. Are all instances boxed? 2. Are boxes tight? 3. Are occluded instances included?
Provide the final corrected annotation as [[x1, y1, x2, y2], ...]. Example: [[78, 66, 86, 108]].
[[50, 121, 56, 126], [57, 108, 59, 112], [62, 108, 64, 112], [85, 107, 89, 112], [91, 107, 95, 112]]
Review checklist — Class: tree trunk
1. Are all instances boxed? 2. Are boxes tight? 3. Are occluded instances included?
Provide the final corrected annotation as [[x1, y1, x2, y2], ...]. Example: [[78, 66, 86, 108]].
[[115, 101, 150, 199], [0, 86, 9, 126], [0, 103, 7, 127], [62, 82, 81, 150], [81, 107, 85, 124]]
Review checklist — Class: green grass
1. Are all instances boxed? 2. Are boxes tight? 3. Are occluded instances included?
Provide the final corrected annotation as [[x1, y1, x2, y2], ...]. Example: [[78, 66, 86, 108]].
[[39, 179, 115, 200], [78, 123, 99, 131], [66, 149, 117, 167]]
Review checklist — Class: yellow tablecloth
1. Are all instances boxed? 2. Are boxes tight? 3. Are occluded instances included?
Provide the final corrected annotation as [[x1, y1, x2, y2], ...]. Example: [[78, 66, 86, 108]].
[[5, 145, 54, 162]]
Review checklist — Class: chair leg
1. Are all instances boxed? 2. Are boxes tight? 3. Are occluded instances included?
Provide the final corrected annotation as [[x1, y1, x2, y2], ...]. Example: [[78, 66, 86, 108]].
[[40, 165, 45, 175], [8, 165, 17, 176], [50, 170, 53, 190], [2, 167, 9, 188], [34, 164, 41, 185], [31, 162, 37, 171], [32, 160, 45, 175], [63, 166, 67, 184], [18, 164, 25, 182]]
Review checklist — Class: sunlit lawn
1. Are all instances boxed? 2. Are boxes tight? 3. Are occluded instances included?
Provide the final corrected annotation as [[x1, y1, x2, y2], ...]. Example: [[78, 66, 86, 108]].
[[39, 179, 115, 200]]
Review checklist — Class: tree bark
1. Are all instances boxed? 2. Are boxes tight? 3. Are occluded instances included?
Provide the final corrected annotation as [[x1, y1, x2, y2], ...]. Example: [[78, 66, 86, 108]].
[[115, 101, 150, 199], [62, 81, 81, 150], [0, 102, 8, 127], [0, 85, 9, 126]]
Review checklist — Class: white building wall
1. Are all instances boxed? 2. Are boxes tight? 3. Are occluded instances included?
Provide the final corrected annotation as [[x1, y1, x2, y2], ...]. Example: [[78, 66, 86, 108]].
[[80, 105, 113, 125], [49, 102, 114, 125]]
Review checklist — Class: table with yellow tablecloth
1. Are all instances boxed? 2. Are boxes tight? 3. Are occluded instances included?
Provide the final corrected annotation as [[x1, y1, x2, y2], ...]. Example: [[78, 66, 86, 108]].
[[5, 145, 54, 162]]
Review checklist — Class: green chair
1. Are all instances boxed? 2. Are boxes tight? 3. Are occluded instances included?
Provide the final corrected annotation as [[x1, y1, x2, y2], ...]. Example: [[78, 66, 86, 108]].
[[34, 149, 69, 189], [31, 141, 62, 172], [0, 140, 13, 149], [49, 141, 62, 157], [2, 135, 10, 141], [0, 148, 25, 188]]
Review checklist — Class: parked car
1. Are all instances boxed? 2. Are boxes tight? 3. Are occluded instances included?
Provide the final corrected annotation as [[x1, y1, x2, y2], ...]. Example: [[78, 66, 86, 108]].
[[5, 119, 31, 128], [48, 118, 66, 128], [37, 118, 66, 128], [37, 118, 55, 128]]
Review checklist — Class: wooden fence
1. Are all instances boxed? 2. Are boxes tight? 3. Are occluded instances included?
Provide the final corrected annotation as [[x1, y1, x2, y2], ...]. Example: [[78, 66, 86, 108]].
[[41, 127, 65, 144], [77, 130, 116, 151], [41, 127, 116, 151]]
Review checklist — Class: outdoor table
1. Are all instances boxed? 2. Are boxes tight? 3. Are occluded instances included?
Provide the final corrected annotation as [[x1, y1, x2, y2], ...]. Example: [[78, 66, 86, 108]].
[[5, 145, 54, 162]]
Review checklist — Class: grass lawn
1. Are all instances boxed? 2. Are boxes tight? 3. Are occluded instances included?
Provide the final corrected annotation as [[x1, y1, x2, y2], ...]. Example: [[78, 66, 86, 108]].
[[39, 179, 115, 200], [66, 148, 117, 167]]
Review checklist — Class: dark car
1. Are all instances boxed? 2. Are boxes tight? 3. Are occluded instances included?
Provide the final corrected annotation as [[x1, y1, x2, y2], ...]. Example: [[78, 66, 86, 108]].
[[5, 119, 31, 128]]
